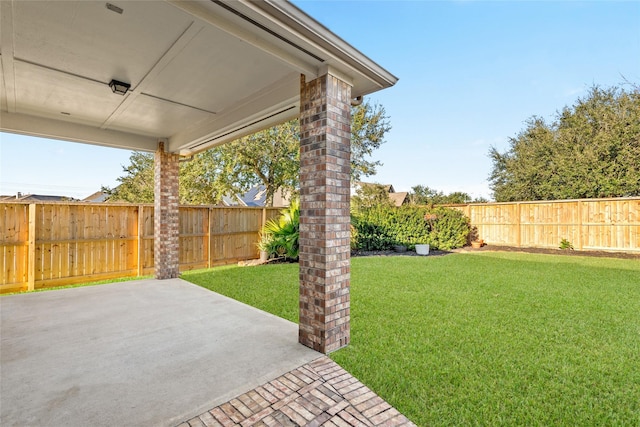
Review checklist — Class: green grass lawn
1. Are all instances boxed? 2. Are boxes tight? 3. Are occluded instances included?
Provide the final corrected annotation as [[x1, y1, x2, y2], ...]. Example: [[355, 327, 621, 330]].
[[182, 252, 640, 426]]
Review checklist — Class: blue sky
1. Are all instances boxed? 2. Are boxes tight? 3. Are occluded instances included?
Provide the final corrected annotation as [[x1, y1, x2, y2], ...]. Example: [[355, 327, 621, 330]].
[[1, 0, 639, 200]]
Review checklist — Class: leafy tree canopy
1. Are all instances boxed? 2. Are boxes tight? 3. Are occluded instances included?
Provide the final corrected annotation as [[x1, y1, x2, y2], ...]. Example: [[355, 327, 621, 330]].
[[103, 152, 154, 203], [104, 100, 390, 206], [351, 183, 395, 212], [489, 84, 640, 202], [409, 185, 487, 205]]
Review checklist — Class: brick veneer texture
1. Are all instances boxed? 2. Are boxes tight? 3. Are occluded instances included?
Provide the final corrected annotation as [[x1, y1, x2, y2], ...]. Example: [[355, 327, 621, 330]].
[[154, 141, 180, 279], [299, 73, 352, 354]]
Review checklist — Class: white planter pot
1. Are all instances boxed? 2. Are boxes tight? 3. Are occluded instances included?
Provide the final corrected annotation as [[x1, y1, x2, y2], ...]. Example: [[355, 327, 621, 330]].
[[415, 244, 430, 255]]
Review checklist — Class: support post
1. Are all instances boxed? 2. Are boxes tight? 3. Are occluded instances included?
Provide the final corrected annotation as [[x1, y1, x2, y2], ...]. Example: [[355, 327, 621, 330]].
[[298, 72, 352, 354], [154, 141, 180, 279]]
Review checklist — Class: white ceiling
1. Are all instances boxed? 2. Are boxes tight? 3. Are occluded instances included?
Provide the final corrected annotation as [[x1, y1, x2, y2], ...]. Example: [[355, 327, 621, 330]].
[[0, 0, 397, 155]]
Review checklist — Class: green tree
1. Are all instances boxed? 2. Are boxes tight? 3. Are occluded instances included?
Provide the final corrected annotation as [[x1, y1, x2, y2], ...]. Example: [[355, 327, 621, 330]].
[[197, 120, 300, 206], [351, 183, 394, 212], [105, 100, 390, 205], [409, 185, 483, 205], [350, 101, 391, 181], [489, 85, 640, 201], [103, 152, 154, 203]]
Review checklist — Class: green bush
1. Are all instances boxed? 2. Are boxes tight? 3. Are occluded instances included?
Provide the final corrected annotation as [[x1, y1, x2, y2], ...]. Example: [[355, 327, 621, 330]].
[[258, 200, 300, 260], [352, 206, 470, 251], [559, 238, 574, 250]]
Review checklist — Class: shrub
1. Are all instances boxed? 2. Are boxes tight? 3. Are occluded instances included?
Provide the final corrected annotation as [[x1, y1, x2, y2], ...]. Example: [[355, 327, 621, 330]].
[[351, 213, 395, 251], [559, 238, 574, 250], [258, 200, 300, 260], [352, 205, 470, 251]]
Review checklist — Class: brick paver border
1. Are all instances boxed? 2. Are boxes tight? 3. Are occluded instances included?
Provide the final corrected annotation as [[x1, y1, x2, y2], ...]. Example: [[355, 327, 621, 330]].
[[177, 357, 416, 427]]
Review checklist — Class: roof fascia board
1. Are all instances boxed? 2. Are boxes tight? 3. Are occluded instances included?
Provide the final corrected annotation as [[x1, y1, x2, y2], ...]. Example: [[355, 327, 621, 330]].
[[0, 111, 158, 152], [248, 0, 398, 89]]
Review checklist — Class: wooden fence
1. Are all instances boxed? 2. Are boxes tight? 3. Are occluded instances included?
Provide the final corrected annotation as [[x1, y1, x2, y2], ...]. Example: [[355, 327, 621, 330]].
[[448, 197, 640, 253], [0, 202, 280, 294], [3, 198, 638, 293]]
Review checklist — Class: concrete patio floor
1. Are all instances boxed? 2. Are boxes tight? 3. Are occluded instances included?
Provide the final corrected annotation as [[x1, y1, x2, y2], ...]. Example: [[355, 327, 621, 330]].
[[0, 279, 322, 426]]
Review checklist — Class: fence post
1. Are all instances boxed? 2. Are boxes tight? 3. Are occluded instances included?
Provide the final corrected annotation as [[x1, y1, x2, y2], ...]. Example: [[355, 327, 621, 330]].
[[137, 205, 143, 277], [516, 202, 522, 248], [207, 207, 213, 268], [577, 200, 583, 250], [27, 204, 36, 291]]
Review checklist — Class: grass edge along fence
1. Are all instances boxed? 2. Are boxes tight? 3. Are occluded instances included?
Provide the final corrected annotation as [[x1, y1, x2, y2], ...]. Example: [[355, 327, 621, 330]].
[[0, 202, 280, 294], [445, 196, 640, 253]]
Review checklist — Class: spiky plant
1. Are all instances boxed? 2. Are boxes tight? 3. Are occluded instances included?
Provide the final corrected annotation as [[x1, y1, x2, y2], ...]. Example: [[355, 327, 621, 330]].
[[258, 200, 300, 260]]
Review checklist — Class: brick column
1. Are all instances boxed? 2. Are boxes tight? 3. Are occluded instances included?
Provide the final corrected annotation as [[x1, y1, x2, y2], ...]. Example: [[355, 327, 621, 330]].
[[154, 141, 180, 279], [299, 72, 352, 354]]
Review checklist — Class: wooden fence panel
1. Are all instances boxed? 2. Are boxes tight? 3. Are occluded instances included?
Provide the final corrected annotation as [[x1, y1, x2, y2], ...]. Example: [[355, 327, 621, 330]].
[[581, 199, 640, 251], [519, 201, 581, 249], [33, 204, 139, 289], [179, 207, 209, 271], [139, 206, 155, 275], [0, 203, 29, 292], [469, 203, 519, 246], [210, 208, 262, 265], [459, 197, 640, 252]]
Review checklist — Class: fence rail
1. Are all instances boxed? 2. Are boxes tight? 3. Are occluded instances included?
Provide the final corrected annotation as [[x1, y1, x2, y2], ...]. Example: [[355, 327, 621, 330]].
[[0, 202, 280, 293], [447, 197, 640, 253]]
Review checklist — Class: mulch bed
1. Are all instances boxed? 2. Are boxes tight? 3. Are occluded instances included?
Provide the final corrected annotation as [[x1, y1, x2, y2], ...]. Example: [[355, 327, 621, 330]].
[[351, 249, 451, 257], [351, 245, 639, 260], [459, 244, 640, 260], [256, 245, 638, 265]]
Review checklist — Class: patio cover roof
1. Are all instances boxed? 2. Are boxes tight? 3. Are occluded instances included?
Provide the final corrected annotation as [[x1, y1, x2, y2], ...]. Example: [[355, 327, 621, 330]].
[[0, 0, 397, 156]]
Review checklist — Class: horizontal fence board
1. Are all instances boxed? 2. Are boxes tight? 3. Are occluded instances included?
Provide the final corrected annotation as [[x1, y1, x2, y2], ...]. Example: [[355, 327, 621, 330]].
[[35, 269, 139, 289], [0, 282, 28, 293]]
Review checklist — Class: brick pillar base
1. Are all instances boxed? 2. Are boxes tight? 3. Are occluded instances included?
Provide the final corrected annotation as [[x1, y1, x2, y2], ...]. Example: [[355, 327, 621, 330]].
[[299, 72, 352, 354], [154, 141, 180, 279]]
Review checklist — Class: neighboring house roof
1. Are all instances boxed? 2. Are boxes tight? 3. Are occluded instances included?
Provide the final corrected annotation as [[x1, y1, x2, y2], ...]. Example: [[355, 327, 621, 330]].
[[353, 182, 407, 206], [222, 185, 291, 208], [353, 182, 394, 194], [4, 193, 77, 202], [389, 192, 408, 207], [242, 186, 267, 207], [82, 191, 109, 203], [221, 194, 245, 207]]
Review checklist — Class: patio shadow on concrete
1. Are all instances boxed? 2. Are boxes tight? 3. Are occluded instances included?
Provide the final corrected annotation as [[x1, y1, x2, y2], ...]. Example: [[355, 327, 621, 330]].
[[0, 279, 321, 427]]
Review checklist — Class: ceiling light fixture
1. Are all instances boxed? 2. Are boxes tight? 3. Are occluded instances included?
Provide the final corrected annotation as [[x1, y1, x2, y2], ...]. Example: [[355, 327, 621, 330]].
[[109, 79, 130, 95], [106, 3, 123, 14]]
